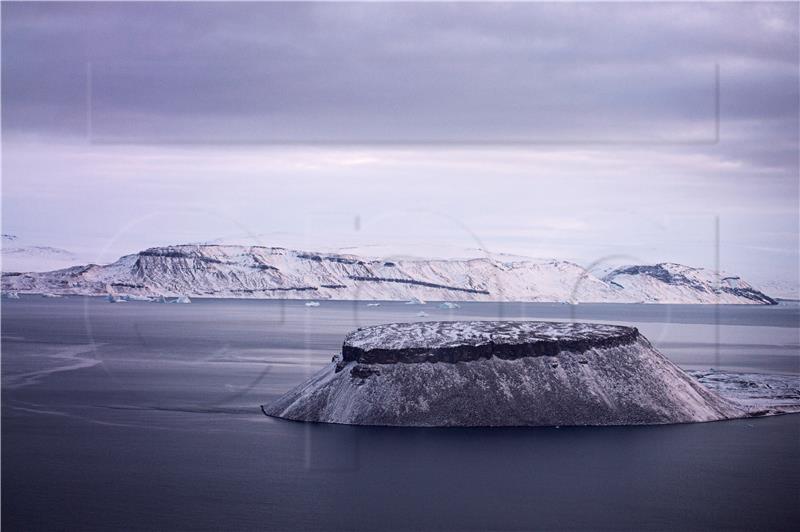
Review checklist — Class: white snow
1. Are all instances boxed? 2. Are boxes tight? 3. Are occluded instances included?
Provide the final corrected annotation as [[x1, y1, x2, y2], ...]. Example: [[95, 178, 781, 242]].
[[1, 236, 86, 273], [753, 279, 799, 300], [603, 263, 774, 304], [122, 294, 152, 302], [688, 370, 800, 414], [345, 321, 631, 351], [0, 244, 777, 304]]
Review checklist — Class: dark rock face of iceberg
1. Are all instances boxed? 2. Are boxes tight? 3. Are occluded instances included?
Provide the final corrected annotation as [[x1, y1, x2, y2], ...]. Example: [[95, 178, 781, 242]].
[[264, 321, 748, 427], [341, 321, 641, 365]]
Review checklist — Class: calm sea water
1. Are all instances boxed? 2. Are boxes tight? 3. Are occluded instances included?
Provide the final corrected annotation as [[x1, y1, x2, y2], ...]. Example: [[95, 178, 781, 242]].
[[2, 297, 799, 530]]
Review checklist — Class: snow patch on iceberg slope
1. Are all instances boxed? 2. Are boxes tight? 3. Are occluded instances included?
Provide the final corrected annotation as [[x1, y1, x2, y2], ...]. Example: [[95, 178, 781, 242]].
[[264, 321, 746, 427], [0, 244, 776, 304]]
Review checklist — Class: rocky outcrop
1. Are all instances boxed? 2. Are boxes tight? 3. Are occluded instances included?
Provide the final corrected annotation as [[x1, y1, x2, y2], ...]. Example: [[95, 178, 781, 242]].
[[263, 321, 748, 427]]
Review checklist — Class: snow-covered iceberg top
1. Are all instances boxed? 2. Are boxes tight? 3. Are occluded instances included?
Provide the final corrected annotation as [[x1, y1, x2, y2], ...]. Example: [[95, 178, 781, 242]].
[[342, 320, 639, 364], [345, 320, 632, 351]]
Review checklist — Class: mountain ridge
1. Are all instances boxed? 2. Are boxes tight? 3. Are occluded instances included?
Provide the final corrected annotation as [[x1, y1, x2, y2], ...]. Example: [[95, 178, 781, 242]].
[[1, 243, 777, 304]]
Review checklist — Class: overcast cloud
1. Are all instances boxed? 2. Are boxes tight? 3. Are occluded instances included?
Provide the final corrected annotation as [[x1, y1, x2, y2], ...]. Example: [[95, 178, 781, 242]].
[[1, 2, 798, 287]]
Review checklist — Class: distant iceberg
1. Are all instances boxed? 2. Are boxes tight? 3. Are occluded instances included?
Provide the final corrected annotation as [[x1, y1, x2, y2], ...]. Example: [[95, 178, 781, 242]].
[[366, 302, 381, 307], [416, 311, 429, 317], [305, 301, 320, 307], [172, 295, 191, 304], [405, 297, 426, 305], [439, 302, 460, 309], [4, 292, 20, 299], [108, 293, 152, 302], [41, 293, 61, 298], [122, 294, 151, 302]]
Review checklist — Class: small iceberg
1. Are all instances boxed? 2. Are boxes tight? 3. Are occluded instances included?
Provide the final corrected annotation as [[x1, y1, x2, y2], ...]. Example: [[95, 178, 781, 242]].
[[122, 294, 151, 302], [366, 302, 381, 307], [153, 295, 168, 303], [404, 297, 426, 305], [41, 293, 61, 298], [416, 311, 429, 317], [4, 292, 20, 299], [172, 295, 192, 304], [106, 294, 127, 303], [305, 301, 321, 307], [439, 302, 460, 309]]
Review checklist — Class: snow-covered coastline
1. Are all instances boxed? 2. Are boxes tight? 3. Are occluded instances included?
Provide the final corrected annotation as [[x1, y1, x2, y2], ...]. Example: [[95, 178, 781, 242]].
[[1, 244, 777, 304], [689, 370, 800, 416]]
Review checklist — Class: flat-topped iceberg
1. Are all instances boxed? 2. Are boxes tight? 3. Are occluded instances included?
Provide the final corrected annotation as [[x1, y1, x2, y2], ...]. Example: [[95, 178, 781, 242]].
[[263, 321, 749, 427]]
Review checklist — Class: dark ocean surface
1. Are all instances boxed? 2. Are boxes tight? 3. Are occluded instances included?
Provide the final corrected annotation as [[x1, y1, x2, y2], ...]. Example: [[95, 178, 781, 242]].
[[2, 297, 799, 530]]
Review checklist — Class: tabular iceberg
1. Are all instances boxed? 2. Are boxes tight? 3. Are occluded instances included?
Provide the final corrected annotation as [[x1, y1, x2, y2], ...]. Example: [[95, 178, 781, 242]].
[[263, 321, 748, 427]]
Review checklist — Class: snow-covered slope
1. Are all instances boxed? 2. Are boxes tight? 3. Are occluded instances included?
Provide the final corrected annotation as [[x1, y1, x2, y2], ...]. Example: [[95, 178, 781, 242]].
[[1, 234, 84, 273], [752, 279, 799, 301], [603, 263, 776, 304], [0, 244, 776, 304], [264, 321, 747, 426], [689, 370, 800, 416], [1, 246, 84, 273]]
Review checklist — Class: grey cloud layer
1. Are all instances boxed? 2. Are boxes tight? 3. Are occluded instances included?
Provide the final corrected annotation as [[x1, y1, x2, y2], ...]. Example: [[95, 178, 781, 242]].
[[3, 2, 797, 153]]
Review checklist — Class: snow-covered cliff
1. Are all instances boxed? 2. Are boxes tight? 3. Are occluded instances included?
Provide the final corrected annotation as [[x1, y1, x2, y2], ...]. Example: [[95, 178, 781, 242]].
[[263, 321, 747, 426], [603, 263, 776, 305], [0, 244, 776, 304]]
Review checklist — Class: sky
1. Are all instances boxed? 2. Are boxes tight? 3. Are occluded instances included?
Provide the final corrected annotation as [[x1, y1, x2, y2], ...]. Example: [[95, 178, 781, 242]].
[[1, 1, 798, 287]]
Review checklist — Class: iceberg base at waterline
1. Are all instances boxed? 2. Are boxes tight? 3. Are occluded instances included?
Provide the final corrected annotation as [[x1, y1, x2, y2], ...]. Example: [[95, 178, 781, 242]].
[[262, 321, 765, 427]]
